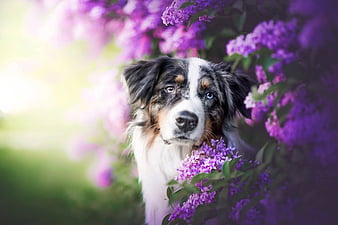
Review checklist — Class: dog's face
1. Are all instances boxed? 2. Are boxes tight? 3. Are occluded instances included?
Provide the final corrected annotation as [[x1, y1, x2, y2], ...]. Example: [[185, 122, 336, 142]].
[[123, 56, 253, 147]]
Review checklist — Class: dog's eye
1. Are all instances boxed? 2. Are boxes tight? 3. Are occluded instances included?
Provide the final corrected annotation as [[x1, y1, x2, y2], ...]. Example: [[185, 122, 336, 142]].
[[205, 92, 214, 100], [165, 86, 175, 93]]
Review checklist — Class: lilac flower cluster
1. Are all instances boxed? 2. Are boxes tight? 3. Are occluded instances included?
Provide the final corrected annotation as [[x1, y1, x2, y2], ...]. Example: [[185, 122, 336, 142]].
[[169, 139, 269, 223], [156, 22, 205, 58], [226, 19, 297, 57], [289, 0, 338, 49], [265, 79, 338, 165], [35, 0, 124, 51], [169, 139, 239, 222], [34, 0, 206, 59], [161, 0, 230, 26], [244, 81, 275, 124], [169, 188, 216, 222], [229, 20, 298, 130], [175, 139, 239, 181]]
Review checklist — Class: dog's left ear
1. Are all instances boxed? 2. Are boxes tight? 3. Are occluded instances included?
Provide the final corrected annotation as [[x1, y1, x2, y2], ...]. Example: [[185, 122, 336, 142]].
[[123, 56, 170, 108], [214, 62, 255, 118]]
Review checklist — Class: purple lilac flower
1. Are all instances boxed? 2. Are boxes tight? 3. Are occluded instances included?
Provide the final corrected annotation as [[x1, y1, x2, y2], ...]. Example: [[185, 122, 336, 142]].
[[226, 19, 297, 57], [269, 49, 297, 74], [255, 65, 267, 83], [89, 149, 115, 187], [84, 69, 130, 138], [263, 68, 338, 166], [230, 199, 263, 225], [169, 190, 217, 222], [261, 196, 296, 224], [161, 0, 230, 26], [244, 82, 274, 123], [175, 139, 239, 181], [156, 22, 205, 58], [39, 0, 114, 51], [265, 111, 281, 139], [289, 0, 338, 49], [116, 18, 153, 60], [67, 135, 100, 161], [170, 139, 239, 222]]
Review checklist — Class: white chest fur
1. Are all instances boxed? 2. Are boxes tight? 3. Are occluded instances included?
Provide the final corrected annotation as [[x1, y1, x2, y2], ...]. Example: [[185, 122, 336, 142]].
[[131, 124, 191, 225]]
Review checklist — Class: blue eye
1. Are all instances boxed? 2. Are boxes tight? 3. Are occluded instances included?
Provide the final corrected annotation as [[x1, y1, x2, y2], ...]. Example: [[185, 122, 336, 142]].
[[205, 92, 214, 100]]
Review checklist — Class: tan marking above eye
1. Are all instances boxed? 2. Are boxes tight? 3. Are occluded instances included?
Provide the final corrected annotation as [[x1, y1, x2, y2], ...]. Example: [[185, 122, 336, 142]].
[[200, 78, 211, 89], [174, 75, 185, 84]]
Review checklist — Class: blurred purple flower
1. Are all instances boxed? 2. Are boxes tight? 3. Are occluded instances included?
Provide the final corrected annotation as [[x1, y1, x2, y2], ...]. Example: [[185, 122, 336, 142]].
[[261, 196, 296, 224], [226, 19, 297, 57], [39, 0, 113, 51], [67, 135, 100, 161], [298, 16, 334, 49], [157, 22, 205, 58], [89, 149, 115, 187], [116, 19, 153, 60], [289, 0, 338, 49], [255, 65, 267, 83], [84, 69, 130, 138], [230, 199, 263, 225]]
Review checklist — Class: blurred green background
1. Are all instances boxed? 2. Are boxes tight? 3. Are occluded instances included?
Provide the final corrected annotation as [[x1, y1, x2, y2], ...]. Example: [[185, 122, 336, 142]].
[[0, 1, 143, 224]]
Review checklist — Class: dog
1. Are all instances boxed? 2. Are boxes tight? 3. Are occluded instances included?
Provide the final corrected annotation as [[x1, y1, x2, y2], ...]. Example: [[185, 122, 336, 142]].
[[123, 56, 254, 225]]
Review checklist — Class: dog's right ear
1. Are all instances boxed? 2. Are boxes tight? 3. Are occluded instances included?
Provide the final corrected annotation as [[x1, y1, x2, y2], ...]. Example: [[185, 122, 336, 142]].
[[123, 56, 170, 107]]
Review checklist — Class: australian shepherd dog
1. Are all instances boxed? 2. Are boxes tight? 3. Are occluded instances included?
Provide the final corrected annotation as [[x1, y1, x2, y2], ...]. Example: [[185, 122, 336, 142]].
[[123, 56, 254, 225]]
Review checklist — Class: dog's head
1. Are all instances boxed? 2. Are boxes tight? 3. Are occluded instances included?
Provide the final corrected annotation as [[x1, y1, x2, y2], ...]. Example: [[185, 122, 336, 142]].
[[123, 56, 254, 147]]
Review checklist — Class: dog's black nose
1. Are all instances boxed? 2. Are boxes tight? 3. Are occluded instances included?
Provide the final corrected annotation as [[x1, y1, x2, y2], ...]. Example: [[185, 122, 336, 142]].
[[176, 111, 198, 132]]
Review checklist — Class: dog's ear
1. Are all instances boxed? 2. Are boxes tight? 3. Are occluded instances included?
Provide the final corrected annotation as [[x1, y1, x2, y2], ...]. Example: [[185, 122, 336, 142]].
[[123, 56, 170, 107], [214, 62, 255, 118]]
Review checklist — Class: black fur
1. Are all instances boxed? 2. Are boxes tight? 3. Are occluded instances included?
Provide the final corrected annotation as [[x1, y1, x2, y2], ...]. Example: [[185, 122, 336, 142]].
[[123, 56, 171, 107], [213, 62, 255, 119]]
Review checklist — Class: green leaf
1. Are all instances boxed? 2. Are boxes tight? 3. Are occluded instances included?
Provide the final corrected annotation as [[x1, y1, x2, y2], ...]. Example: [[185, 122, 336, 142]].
[[162, 214, 171, 225], [224, 53, 243, 62], [188, 9, 210, 27], [191, 173, 211, 184], [167, 179, 179, 186], [239, 169, 255, 185], [220, 28, 236, 38], [207, 171, 224, 180], [179, 1, 195, 9], [108, 0, 120, 4], [232, 9, 246, 31], [167, 186, 174, 199], [211, 180, 228, 192], [229, 157, 241, 171], [168, 189, 189, 205], [205, 36, 215, 49], [182, 182, 200, 193], [222, 160, 231, 178], [242, 56, 252, 71], [255, 142, 269, 163], [259, 55, 278, 71]]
